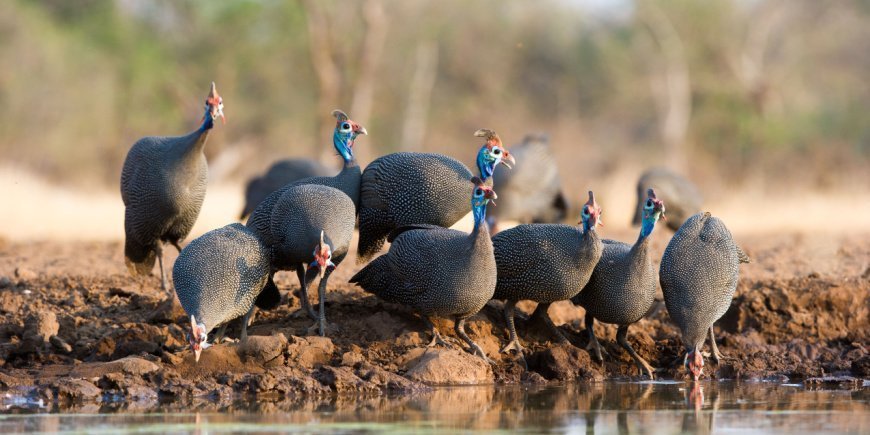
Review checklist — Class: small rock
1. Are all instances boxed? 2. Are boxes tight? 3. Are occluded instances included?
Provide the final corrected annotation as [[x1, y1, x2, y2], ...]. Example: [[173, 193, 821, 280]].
[[287, 335, 334, 368], [340, 351, 365, 367], [355, 362, 429, 393], [0, 291, 23, 314], [53, 379, 101, 401], [527, 343, 604, 382], [314, 366, 380, 394], [237, 333, 288, 366], [26, 311, 59, 343], [14, 267, 37, 282], [71, 356, 161, 378], [0, 276, 12, 288], [404, 348, 493, 385], [126, 385, 159, 401], [50, 335, 73, 354]]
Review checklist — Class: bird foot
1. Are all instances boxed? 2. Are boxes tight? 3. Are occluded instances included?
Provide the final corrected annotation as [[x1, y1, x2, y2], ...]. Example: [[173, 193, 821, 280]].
[[427, 333, 453, 349], [471, 344, 496, 366], [585, 341, 609, 362], [307, 321, 338, 337], [499, 339, 525, 355]]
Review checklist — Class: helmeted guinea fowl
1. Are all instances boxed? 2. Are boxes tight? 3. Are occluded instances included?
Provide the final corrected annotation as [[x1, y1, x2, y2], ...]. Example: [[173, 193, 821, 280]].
[[571, 189, 666, 379], [632, 167, 701, 231], [239, 158, 332, 220], [121, 82, 225, 293], [488, 133, 567, 232], [350, 176, 498, 362], [659, 212, 750, 381], [356, 128, 515, 263], [173, 223, 270, 362], [267, 184, 355, 336], [246, 110, 365, 311], [492, 191, 603, 356]]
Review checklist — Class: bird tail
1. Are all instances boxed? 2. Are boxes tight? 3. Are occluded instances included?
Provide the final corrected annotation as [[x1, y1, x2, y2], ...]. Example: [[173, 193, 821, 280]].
[[356, 207, 391, 264], [254, 273, 282, 310], [737, 245, 751, 264], [124, 238, 157, 277], [349, 256, 399, 302]]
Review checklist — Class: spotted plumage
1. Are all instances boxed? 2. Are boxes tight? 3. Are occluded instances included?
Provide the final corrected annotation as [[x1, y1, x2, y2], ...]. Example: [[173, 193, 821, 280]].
[[351, 177, 498, 362], [121, 82, 224, 292], [660, 212, 750, 381], [571, 189, 665, 378], [356, 129, 514, 263], [632, 167, 701, 231], [239, 158, 332, 220], [246, 110, 365, 311], [173, 223, 270, 362], [492, 191, 603, 355]]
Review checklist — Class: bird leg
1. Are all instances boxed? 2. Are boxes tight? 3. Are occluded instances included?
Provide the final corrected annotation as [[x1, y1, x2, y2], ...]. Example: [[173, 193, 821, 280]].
[[156, 244, 169, 294], [616, 324, 656, 379], [296, 267, 317, 320], [423, 316, 452, 348], [584, 315, 608, 362], [499, 300, 525, 354], [530, 302, 569, 344], [315, 270, 332, 337], [240, 305, 256, 342], [455, 317, 494, 365], [170, 240, 183, 253], [708, 327, 726, 363]]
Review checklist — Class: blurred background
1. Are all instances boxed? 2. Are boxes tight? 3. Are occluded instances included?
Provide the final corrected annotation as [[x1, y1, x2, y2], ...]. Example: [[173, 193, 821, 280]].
[[1, 0, 868, 240]]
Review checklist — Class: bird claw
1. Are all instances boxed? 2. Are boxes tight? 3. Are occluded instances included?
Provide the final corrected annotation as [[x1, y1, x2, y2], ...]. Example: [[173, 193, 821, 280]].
[[427, 333, 453, 349], [471, 344, 496, 366], [499, 339, 525, 355], [585, 341, 608, 362]]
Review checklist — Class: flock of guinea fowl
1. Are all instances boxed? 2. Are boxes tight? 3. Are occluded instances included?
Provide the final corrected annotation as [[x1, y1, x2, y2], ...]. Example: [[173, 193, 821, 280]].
[[120, 83, 749, 382]]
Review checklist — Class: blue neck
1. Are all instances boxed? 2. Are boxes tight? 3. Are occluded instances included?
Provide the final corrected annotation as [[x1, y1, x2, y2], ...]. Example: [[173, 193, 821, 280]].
[[640, 218, 656, 238], [472, 202, 487, 231], [476, 147, 493, 181], [582, 218, 593, 233], [333, 129, 354, 163], [199, 108, 214, 132]]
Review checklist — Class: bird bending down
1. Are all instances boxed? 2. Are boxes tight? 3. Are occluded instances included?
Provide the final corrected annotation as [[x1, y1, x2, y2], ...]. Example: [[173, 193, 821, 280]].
[[492, 191, 603, 357], [660, 212, 750, 381], [246, 110, 365, 312], [173, 223, 270, 362], [351, 171, 499, 363], [356, 128, 515, 263], [571, 189, 665, 379], [121, 82, 225, 294]]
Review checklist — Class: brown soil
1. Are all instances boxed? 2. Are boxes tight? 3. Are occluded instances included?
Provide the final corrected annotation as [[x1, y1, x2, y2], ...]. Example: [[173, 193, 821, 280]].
[[0, 231, 867, 406]]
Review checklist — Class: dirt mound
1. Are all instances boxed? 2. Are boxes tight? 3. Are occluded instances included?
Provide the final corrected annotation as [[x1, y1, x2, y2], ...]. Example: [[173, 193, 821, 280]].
[[0, 234, 867, 406]]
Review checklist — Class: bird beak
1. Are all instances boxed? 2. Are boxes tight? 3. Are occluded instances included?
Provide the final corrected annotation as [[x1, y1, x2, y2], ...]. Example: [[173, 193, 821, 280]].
[[356, 126, 368, 136], [194, 348, 202, 363], [501, 152, 516, 169]]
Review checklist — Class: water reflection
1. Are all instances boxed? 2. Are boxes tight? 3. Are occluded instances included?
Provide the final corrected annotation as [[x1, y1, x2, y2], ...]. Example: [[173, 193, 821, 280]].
[[1, 382, 867, 433]]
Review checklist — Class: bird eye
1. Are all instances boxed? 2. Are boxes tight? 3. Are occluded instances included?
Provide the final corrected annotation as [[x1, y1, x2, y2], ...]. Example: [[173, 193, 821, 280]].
[[492, 147, 502, 155], [341, 122, 351, 130], [646, 200, 653, 208], [582, 208, 590, 216], [475, 188, 483, 196]]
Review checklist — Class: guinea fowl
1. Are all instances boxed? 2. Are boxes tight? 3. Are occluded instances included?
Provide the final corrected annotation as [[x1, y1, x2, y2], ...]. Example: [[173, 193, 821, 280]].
[[492, 191, 603, 356], [488, 133, 567, 232], [356, 128, 515, 263], [571, 189, 665, 379], [246, 110, 365, 310], [121, 82, 225, 293], [267, 184, 355, 336], [173, 223, 270, 362], [632, 167, 701, 231], [239, 158, 332, 220], [350, 177, 498, 362], [660, 212, 750, 381]]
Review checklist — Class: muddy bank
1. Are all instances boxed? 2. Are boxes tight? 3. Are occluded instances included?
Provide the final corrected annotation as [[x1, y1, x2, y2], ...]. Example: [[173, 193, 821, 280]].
[[0, 232, 867, 405]]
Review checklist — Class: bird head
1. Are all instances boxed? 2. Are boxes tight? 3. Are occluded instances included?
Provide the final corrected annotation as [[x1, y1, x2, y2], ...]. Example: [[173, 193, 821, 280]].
[[471, 176, 498, 227], [686, 348, 704, 381], [309, 230, 336, 281], [579, 191, 603, 233], [474, 129, 515, 181], [202, 82, 225, 126], [332, 110, 367, 163], [187, 315, 210, 363], [640, 188, 666, 237]]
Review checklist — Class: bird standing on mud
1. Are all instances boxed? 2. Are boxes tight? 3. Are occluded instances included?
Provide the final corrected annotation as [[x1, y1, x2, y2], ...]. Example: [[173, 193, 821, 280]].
[[356, 128, 515, 263], [571, 189, 665, 379], [173, 223, 271, 362], [246, 110, 365, 311], [351, 175, 499, 363], [491, 191, 603, 357], [120, 82, 225, 293], [660, 212, 750, 381]]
